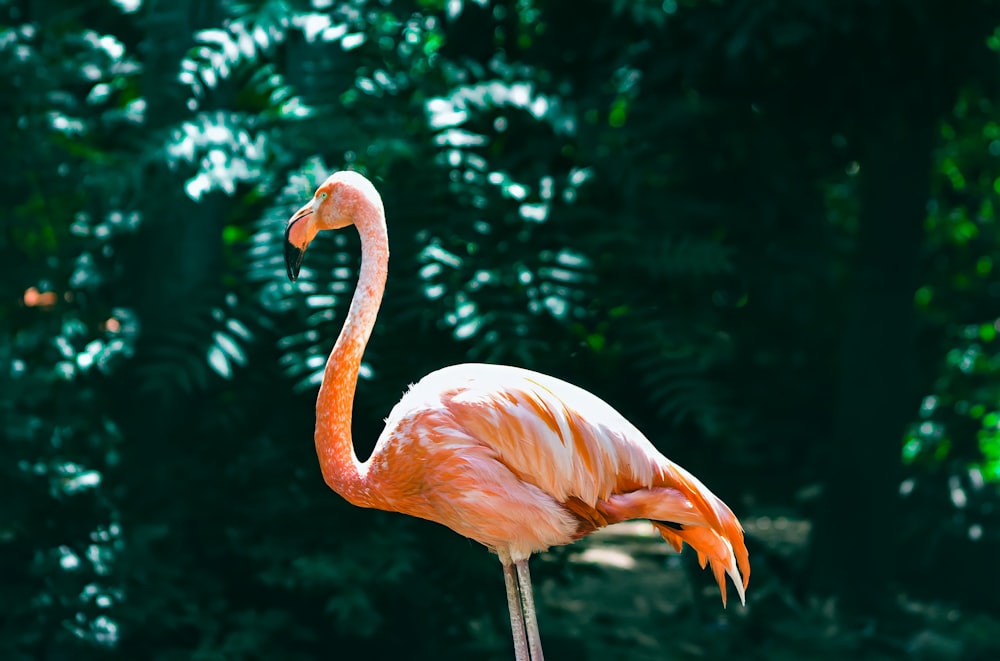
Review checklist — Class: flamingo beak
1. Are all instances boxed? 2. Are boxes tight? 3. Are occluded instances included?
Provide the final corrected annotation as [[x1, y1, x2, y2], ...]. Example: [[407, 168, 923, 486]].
[[285, 204, 313, 282]]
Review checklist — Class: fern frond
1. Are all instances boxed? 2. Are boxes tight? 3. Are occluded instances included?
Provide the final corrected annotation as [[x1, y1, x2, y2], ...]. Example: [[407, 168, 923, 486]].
[[415, 61, 598, 366], [133, 286, 256, 407], [178, 8, 312, 118], [610, 307, 735, 436], [165, 111, 271, 200]]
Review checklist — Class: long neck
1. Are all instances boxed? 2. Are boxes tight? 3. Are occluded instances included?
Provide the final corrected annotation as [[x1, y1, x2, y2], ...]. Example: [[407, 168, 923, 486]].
[[314, 211, 388, 507]]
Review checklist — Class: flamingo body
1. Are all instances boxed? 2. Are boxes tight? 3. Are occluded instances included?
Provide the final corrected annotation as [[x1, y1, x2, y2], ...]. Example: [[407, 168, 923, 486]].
[[284, 170, 749, 661], [359, 363, 747, 602]]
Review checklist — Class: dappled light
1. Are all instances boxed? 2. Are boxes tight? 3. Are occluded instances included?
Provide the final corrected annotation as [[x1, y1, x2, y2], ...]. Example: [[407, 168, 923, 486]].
[[5, 0, 1000, 660]]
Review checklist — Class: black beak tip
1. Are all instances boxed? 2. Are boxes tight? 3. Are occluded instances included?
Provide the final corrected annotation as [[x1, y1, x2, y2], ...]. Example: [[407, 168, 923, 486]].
[[284, 226, 305, 282]]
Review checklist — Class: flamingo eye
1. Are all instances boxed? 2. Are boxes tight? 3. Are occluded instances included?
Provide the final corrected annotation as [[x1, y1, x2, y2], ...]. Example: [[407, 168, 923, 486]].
[[318, 191, 328, 201]]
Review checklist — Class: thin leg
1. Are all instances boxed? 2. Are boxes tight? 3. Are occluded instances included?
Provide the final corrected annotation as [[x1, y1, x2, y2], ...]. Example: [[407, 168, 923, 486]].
[[501, 556, 530, 661], [514, 558, 545, 661]]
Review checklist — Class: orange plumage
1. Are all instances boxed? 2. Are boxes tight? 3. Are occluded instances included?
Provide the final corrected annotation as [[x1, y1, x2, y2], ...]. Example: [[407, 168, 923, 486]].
[[285, 171, 749, 661]]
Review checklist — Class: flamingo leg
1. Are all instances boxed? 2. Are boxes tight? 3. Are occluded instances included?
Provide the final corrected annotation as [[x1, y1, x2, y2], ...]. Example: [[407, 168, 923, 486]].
[[500, 556, 530, 661], [514, 558, 545, 661]]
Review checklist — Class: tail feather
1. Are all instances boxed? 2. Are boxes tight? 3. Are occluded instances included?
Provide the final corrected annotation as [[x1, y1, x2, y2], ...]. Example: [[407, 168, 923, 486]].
[[659, 462, 750, 606], [652, 522, 747, 606], [598, 463, 750, 606]]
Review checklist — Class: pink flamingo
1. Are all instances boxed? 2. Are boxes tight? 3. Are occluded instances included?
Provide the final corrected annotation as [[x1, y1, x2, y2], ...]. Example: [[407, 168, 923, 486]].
[[284, 171, 749, 661]]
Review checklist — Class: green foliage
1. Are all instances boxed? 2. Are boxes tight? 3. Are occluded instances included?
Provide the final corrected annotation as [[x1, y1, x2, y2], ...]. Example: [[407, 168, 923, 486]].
[[5, 0, 1000, 659], [892, 90, 1000, 582], [1, 2, 143, 656]]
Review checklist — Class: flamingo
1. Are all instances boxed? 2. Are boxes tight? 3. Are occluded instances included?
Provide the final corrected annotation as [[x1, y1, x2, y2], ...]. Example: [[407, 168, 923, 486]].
[[283, 171, 750, 661]]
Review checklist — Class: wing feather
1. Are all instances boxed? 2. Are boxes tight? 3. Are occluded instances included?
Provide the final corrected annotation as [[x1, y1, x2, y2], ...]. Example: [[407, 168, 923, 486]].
[[377, 362, 749, 603]]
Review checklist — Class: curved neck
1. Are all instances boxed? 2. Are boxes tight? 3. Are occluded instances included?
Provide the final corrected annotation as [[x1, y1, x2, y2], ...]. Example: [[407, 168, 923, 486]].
[[314, 209, 388, 507]]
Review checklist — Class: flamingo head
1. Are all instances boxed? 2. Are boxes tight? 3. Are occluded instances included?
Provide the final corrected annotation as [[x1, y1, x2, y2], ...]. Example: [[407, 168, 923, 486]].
[[284, 170, 382, 281]]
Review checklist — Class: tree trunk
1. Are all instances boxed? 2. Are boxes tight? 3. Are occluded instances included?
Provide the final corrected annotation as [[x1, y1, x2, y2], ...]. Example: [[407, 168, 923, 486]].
[[809, 91, 933, 615], [114, 0, 225, 651]]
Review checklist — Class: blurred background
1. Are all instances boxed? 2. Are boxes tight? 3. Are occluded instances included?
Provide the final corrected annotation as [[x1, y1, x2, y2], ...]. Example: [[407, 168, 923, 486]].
[[4, 0, 1000, 659]]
